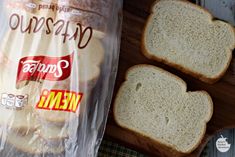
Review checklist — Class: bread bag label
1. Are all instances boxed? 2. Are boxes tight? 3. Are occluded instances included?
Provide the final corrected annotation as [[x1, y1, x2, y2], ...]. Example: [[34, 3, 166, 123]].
[[2, 1, 98, 113], [17, 53, 74, 85], [9, 13, 93, 50], [1, 93, 28, 109], [36, 89, 83, 113]]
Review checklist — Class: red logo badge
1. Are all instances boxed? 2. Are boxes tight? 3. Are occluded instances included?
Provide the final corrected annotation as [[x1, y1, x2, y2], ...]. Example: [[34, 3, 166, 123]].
[[17, 53, 74, 84]]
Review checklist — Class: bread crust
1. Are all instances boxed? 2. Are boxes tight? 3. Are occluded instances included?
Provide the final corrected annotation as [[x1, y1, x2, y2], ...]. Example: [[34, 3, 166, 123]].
[[113, 64, 213, 156], [142, 0, 235, 84]]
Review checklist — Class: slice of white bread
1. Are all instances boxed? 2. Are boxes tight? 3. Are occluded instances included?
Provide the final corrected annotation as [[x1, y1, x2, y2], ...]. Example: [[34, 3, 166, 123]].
[[114, 65, 213, 154], [5, 131, 64, 154], [142, 0, 235, 84]]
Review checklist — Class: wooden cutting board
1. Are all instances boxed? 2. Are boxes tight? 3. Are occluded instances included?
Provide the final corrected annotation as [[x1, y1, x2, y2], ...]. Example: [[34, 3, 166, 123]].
[[105, 0, 235, 156]]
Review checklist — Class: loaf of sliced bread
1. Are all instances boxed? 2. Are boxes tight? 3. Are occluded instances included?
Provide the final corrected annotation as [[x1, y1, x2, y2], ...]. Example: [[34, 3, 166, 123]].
[[142, 0, 235, 84], [114, 65, 213, 155], [0, 2, 106, 155], [0, 7, 104, 137]]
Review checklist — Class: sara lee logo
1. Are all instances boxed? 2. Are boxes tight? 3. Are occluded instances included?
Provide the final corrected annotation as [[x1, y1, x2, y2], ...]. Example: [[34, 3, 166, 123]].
[[17, 53, 74, 84], [36, 89, 83, 113]]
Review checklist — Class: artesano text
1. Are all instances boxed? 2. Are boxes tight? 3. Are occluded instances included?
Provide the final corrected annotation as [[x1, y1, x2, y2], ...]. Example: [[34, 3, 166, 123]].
[[9, 13, 93, 49]]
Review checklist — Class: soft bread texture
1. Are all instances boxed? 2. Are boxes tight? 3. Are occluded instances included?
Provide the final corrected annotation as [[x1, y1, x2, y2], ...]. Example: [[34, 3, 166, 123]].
[[114, 65, 213, 154], [142, 0, 235, 83]]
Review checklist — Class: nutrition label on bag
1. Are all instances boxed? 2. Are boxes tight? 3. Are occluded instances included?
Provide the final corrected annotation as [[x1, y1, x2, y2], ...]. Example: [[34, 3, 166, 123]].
[[1, 93, 28, 109]]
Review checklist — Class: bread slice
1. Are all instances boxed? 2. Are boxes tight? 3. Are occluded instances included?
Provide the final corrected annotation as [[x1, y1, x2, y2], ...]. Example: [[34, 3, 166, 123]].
[[114, 65, 213, 155], [142, 0, 235, 84]]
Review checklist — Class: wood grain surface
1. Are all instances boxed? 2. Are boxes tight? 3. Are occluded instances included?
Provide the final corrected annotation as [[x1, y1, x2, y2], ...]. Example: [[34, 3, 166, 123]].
[[105, 0, 235, 156]]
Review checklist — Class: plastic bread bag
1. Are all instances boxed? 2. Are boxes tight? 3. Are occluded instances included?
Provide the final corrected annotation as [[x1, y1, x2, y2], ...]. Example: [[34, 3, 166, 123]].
[[0, 0, 123, 156]]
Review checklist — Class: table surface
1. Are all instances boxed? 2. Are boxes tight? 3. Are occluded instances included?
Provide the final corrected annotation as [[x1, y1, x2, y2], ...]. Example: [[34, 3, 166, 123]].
[[105, 0, 235, 156]]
